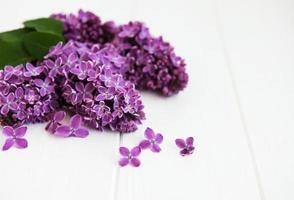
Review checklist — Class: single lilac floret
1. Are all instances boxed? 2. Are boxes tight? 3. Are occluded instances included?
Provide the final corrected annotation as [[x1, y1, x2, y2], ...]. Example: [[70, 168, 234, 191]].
[[0, 93, 18, 115], [24, 63, 44, 77], [45, 111, 66, 134], [139, 127, 163, 152], [55, 114, 89, 138], [175, 137, 195, 156], [2, 126, 28, 151], [118, 146, 141, 167]]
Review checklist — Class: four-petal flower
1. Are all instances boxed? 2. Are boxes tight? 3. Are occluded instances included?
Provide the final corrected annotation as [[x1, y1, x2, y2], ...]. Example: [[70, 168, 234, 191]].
[[45, 111, 66, 133], [175, 137, 195, 156], [119, 146, 141, 167], [0, 93, 18, 115], [2, 126, 28, 151], [55, 114, 89, 138], [139, 127, 163, 152], [24, 63, 44, 77]]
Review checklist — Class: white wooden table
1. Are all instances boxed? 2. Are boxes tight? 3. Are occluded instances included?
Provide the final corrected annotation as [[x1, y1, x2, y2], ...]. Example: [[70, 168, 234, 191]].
[[0, 0, 293, 199]]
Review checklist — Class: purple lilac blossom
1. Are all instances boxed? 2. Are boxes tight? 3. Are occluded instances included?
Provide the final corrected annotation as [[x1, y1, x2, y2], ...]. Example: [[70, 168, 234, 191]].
[[0, 64, 58, 127], [118, 146, 141, 167], [2, 126, 28, 151], [55, 114, 89, 138], [51, 10, 188, 96], [0, 41, 145, 133], [139, 127, 163, 152], [45, 111, 66, 133], [51, 10, 118, 44], [175, 137, 195, 156]]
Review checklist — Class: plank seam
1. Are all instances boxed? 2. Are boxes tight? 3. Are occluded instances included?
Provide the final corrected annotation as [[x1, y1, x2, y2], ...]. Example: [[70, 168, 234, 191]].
[[213, 0, 266, 199], [112, 0, 139, 199]]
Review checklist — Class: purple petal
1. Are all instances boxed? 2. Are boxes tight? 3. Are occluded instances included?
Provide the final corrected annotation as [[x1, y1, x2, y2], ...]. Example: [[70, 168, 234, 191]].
[[15, 138, 28, 149], [3, 126, 14, 137], [34, 79, 43, 87], [187, 146, 195, 154], [26, 63, 34, 71], [144, 127, 155, 139], [180, 149, 189, 156], [15, 87, 24, 98], [130, 158, 141, 167], [75, 82, 84, 92], [35, 66, 44, 74], [2, 139, 14, 151], [14, 126, 27, 137], [139, 140, 151, 149], [54, 111, 66, 122], [119, 158, 129, 167], [7, 93, 15, 101], [155, 134, 163, 144], [151, 144, 161, 153], [98, 86, 107, 93], [130, 146, 141, 157], [0, 105, 9, 115], [186, 137, 194, 146], [175, 139, 186, 149], [74, 128, 89, 138], [70, 114, 82, 129], [119, 147, 129, 156], [95, 94, 105, 101], [55, 125, 71, 137]]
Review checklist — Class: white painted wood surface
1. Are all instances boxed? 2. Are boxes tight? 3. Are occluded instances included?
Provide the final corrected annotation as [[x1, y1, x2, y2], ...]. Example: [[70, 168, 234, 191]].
[[0, 0, 293, 200]]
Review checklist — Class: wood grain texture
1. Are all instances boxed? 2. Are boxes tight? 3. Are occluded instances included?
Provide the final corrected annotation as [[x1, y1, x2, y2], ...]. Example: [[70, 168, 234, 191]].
[[216, 0, 294, 199], [116, 0, 261, 199]]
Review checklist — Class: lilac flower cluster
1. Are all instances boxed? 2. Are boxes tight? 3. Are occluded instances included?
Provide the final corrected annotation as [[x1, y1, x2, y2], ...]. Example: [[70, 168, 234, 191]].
[[0, 41, 145, 133], [51, 10, 117, 44], [0, 64, 59, 127], [51, 10, 188, 96]]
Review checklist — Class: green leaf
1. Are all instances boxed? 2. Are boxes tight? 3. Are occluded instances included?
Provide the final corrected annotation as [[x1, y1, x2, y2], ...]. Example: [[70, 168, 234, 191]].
[[23, 18, 64, 36], [0, 28, 34, 42], [0, 39, 33, 69], [23, 32, 64, 60]]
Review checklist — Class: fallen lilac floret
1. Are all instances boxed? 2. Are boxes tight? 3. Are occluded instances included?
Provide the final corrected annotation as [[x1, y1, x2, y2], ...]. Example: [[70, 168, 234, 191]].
[[175, 137, 195, 156], [2, 126, 28, 151], [118, 146, 141, 167], [45, 111, 66, 134], [55, 114, 89, 138], [139, 127, 163, 153]]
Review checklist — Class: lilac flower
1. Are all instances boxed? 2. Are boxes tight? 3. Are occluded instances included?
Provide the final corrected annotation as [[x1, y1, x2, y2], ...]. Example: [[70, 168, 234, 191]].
[[51, 10, 117, 44], [175, 137, 195, 156], [1, 40, 145, 133], [55, 114, 89, 138], [95, 86, 116, 101], [75, 82, 95, 103], [44, 57, 63, 78], [45, 42, 63, 58], [3, 65, 23, 81], [24, 63, 44, 77], [139, 127, 163, 152], [34, 78, 55, 97], [24, 89, 40, 105], [45, 111, 66, 133], [99, 69, 113, 86], [70, 61, 90, 80], [2, 126, 28, 151], [0, 93, 18, 115], [118, 146, 141, 167]]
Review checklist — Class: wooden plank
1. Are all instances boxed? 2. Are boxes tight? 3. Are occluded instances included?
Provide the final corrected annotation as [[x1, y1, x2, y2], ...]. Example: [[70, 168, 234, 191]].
[[115, 0, 262, 199], [216, 0, 294, 199], [0, 0, 134, 199]]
